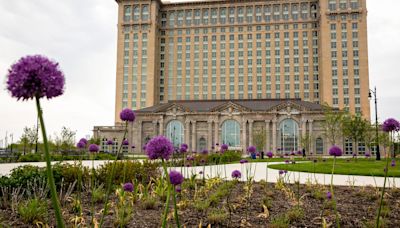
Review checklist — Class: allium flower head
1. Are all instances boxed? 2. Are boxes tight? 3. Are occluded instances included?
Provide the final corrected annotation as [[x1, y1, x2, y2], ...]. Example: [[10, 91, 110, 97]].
[[285, 160, 289, 164], [329, 145, 343, 157], [145, 135, 174, 160], [201, 149, 209, 155], [6, 55, 65, 100], [365, 152, 371, 158], [123, 182, 134, 192], [106, 139, 114, 145], [327, 191, 332, 200], [382, 118, 400, 132], [240, 159, 248, 164], [119, 108, 135, 122], [88, 144, 99, 153], [200, 159, 205, 164], [290, 151, 295, 156], [215, 143, 219, 146], [231, 170, 241, 179], [221, 144, 228, 151], [181, 143, 188, 150], [297, 150, 302, 155], [279, 170, 285, 175], [247, 146, 256, 153], [79, 138, 88, 146], [76, 141, 85, 149], [131, 145, 136, 149], [169, 170, 184, 185], [122, 139, 129, 146], [391, 159, 396, 167], [266, 151, 273, 158], [199, 171, 203, 175]]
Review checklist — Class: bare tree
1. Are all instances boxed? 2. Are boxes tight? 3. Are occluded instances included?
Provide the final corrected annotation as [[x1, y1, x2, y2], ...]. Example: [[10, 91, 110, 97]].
[[321, 105, 345, 146], [300, 133, 313, 155], [252, 127, 266, 152]]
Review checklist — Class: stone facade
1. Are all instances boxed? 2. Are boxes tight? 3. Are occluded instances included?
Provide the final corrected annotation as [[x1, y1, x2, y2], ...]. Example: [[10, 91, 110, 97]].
[[94, 99, 341, 155]]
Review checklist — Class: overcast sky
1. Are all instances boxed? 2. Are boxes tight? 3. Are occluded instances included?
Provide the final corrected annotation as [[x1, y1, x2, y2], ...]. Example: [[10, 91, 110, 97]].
[[0, 0, 399, 146]]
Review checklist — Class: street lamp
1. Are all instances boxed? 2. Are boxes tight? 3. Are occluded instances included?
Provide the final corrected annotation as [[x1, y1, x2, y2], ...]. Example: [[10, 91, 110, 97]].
[[368, 86, 380, 160]]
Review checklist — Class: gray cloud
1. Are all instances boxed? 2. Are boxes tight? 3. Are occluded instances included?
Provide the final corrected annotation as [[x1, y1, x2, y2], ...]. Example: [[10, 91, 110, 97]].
[[0, 0, 399, 145]]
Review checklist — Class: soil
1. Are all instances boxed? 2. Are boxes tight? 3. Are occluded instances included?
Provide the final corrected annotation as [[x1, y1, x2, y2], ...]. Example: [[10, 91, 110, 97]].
[[1, 181, 400, 227]]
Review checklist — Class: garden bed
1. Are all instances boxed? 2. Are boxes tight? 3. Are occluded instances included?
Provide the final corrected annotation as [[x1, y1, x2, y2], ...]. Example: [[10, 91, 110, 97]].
[[1, 180, 399, 227]]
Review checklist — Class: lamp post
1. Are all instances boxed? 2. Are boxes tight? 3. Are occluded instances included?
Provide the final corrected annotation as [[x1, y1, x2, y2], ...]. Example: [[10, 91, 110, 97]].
[[368, 87, 380, 160]]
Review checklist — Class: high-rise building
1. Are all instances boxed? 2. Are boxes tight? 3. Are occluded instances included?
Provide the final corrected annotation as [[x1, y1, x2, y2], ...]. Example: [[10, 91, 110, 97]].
[[114, 0, 370, 122]]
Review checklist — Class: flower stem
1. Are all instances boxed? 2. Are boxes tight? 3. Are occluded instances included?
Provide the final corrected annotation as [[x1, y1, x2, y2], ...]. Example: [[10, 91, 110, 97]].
[[330, 157, 340, 228], [90, 154, 95, 227], [376, 132, 392, 228], [35, 97, 65, 228], [161, 159, 171, 228], [172, 186, 181, 228], [99, 121, 128, 227]]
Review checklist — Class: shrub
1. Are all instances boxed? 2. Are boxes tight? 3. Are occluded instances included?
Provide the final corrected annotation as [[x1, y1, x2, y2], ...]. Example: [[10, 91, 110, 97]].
[[270, 214, 290, 228], [18, 153, 42, 162], [207, 150, 242, 164], [286, 207, 304, 223], [95, 160, 160, 185], [18, 198, 48, 224], [5, 165, 46, 189], [140, 196, 158, 210], [92, 185, 105, 203]]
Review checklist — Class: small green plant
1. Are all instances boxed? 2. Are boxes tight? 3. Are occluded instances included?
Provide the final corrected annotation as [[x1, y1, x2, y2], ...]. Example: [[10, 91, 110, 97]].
[[140, 196, 157, 210], [114, 189, 133, 227], [92, 185, 105, 203], [207, 208, 228, 225], [286, 207, 304, 223], [270, 214, 290, 228], [18, 198, 48, 224]]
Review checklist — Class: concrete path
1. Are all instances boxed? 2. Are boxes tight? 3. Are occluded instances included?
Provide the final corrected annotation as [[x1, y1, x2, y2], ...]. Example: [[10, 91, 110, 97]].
[[1, 161, 399, 188]]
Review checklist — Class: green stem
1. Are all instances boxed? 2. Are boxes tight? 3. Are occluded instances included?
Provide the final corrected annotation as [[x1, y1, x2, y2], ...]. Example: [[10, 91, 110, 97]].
[[35, 97, 65, 228], [161, 160, 171, 228], [91, 155, 95, 227], [172, 186, 181, 228], [330, 157, 340, 228], [99, 121, 128, 227], [376, 133, 392, 228]]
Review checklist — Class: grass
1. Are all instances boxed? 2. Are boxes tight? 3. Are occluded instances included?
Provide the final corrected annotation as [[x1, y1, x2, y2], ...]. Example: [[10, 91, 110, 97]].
[[268, 158, 400, 177]]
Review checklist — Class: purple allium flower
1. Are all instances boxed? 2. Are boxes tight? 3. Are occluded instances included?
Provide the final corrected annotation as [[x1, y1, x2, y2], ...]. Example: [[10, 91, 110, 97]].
[[216, 143, 219, 146], [221, 144, 228, 151], [290, 151, 295, 156], [200, 159, 205, 164], [179, 146, 187, 153], [142, 145, 146, 150], [391, 159, 396, 167], [122, 139, 129, 146], [79, 138, 88, 146], [145, 136, 174, 160], [284, 170, 288, 174], [88, 144, 99, 153], [199, 171, 203, 175], [131, 145, 136, 149], [76, 141, 85, 149], [231, 170, 241, 179], [119, 108, 136, 122], [382, 118, 400, 132], [297, 150, 302, 155], [169, 170, 184, 185], [279, 170, 285, 175], [181, 143, 188, 150], [247, 146, 256, 154], [123, 182, 134, 192], [266, 151, 273, 158], [6, 55, 65, 100], [201, 149, 209, 155], [329, 145, 343, 157], [240, 159, 248, 164], [327, 191, 332, 200], [365, 152, 371, 158], [106, 139, 114, 145], [175, 185, 181, 193], [285, 160, 290, 164], [186, 156, 194, 161], [352, 153, 357, 158]]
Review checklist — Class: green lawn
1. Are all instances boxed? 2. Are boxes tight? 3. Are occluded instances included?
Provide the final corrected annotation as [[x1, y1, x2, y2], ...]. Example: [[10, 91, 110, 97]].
[[268, 158, 400, 177]]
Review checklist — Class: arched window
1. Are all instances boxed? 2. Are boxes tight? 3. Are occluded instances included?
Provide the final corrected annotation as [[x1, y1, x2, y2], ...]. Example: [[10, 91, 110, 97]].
[[166, 120, 184, 147], [221, 120, 241, 147], [316, 137, 324, 154], [279, 119, 299, 153]]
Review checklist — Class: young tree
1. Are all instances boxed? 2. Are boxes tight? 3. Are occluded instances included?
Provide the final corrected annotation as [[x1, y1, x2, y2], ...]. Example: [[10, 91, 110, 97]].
[[20, 126, 38, 153], [342, 114, 369, 155], [321, 105, 344, 146], [253, 127, 266, 152], [60, 126, 76, 153], [300, 133, 313, 155], [19, 131, 29, 155]]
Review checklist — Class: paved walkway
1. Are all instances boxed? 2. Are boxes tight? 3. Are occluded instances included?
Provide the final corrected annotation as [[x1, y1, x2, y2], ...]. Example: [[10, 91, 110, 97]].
[[1, 161, 399, 188]]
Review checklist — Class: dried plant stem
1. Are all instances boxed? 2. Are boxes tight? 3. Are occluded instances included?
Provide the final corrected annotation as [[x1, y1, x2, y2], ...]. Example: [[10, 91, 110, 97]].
[[35, 97, 65, 228]]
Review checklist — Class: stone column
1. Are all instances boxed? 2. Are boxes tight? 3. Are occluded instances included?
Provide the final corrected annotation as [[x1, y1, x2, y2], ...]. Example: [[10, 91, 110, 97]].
[[301, 119, 307, 138], [137, 121, 142, 154], [159, 117, 164, 136], [249, 120, 254, 146], [152, 121, 158, 136], [242, 120, 247, 151], [207, 120, 212, 150], [265, 120, 270, 151], [214, 120, 219, 146], [272, 119, 277, 153], [192, 121, 197, 152], [308, 120, 314, 154], [185, 120, 190, 146]]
